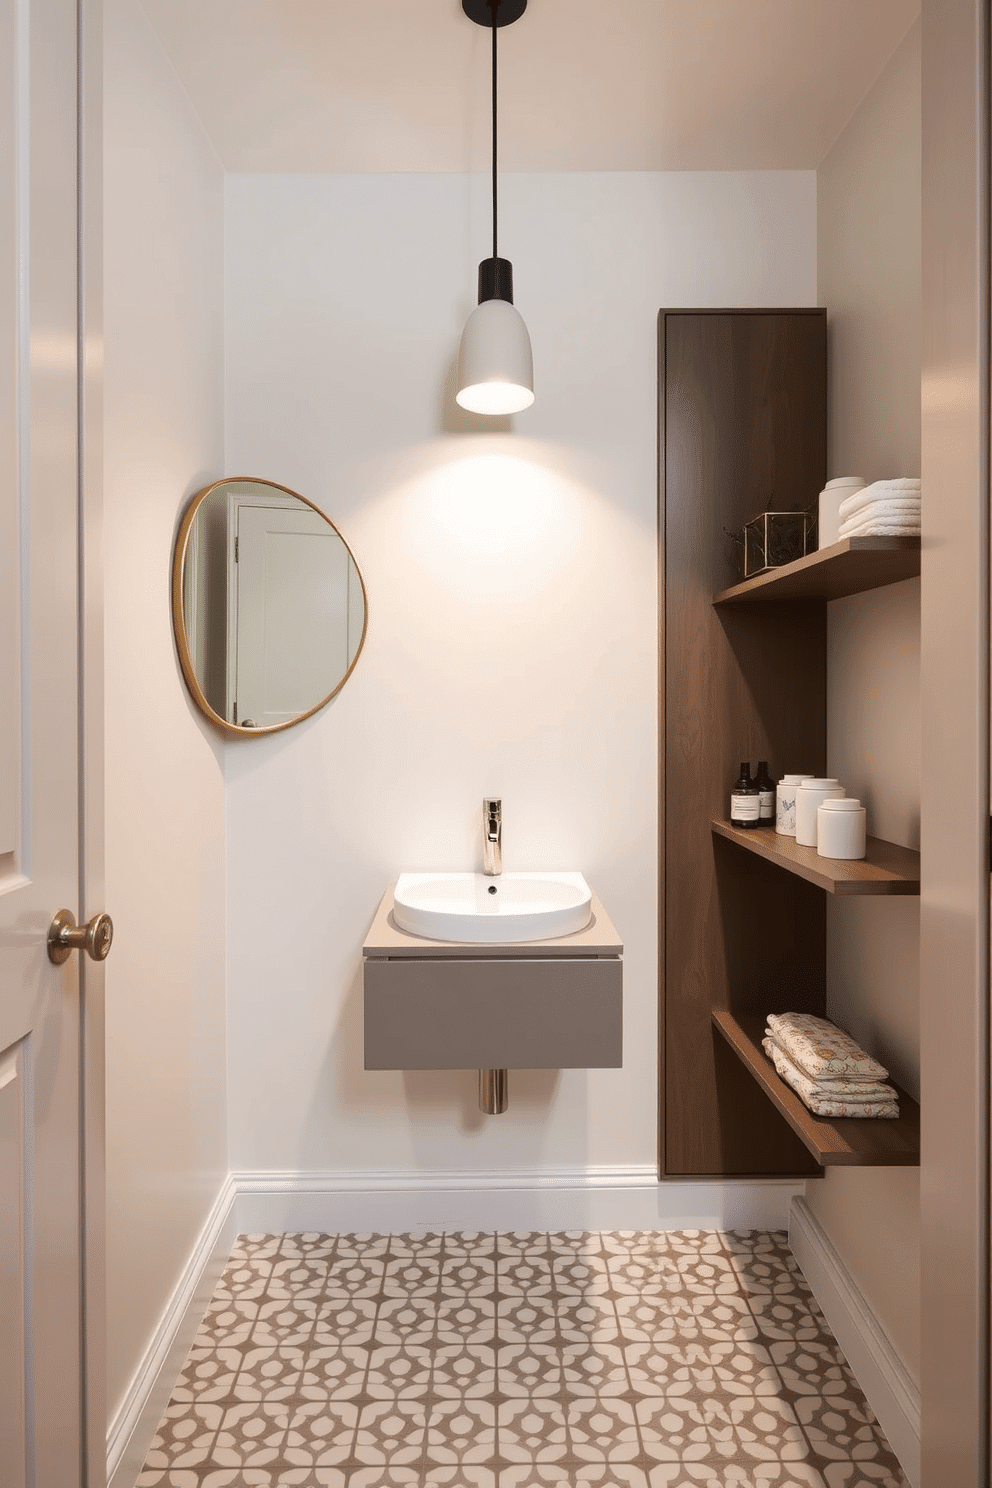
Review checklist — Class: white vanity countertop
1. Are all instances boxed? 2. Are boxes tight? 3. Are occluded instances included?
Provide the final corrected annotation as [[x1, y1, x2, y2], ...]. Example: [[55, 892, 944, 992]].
[[363, 886, 623, 959]]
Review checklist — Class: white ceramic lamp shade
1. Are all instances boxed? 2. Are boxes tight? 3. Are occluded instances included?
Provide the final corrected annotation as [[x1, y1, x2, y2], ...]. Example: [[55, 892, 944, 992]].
[[456, 297, 535, 415]]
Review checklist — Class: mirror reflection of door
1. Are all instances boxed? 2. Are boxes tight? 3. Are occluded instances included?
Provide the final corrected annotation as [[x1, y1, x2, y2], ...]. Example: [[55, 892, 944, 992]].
[[228, 495, 360, 727]]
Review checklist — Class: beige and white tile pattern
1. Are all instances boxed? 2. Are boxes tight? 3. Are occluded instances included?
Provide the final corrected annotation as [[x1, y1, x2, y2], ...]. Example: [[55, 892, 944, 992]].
[[138, 1229, 908, 1488]]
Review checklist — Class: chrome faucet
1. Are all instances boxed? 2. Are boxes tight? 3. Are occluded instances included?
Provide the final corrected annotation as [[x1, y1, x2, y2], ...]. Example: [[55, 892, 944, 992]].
[[483, 798, 502, 876]]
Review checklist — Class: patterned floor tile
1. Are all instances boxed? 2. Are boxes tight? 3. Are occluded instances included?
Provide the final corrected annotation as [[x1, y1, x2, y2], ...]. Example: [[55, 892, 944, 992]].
[[698, 1392, 812, 1464], [141, 1228, 909, 1488], [387, 1233, 447, 1257], [383, 1255, 445, 1296], [565, 1396, 642, 1462], [725, 1248, 807, 1298], [554, 1293, 621, 1348], [441, 1253, 498, 1293], [792, 1392, 902, 1465], [499, 1293, 561, 1344], [266, 1260, 333, 1301], [372, 1295, 438, 1347], [422, 1395, 496, 1465], [277, 1399, 361, 1466], [170, 1354, 241, 1408], [421, 1468, 497, 1488], [498, 1341, 564, 1397], [560, 1339, 631, 1395], [346, 1470, 422, 1488], [322, 1256, 387, 1299], [435, 1295, 497, 1345], [364, 1343, 435, 1399], [498, 1397, 571, 1462], [776, 1361, 864, 1421], [748, 1291, 832, 1344], [606, 1252, 682, 1295], [646, 1467, 828, 1486], [500, 1468, 650, 1488], [497, 1232, 553, 1258], [345, 1464, 419, 1488], [720, 1229, 791, 1255], [295, 1341, 369, 1401], [615, 1291, 759, 1345], [551, 1258, 613, 1299], [820, 1466, 909, 1488], [498, 1254, 556, 1297], [443, 1232, 499, 1257], [227, 1345, 306, 1403], [634, 1395, 713, 1462], [211, 1399, 292, 1465], [430, 1340, 497, 1398]]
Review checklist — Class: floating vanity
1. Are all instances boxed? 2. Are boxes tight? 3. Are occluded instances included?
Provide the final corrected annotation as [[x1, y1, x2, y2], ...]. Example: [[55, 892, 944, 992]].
[[363, 883, 623, 1075]]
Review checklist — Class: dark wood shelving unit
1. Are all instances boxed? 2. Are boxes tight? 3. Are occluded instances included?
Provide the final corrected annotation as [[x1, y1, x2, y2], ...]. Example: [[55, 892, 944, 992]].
[[660, 308, 923, 1180], [710, 820, 920, 896], [712, 1010, 921, 1167], [713, 535, 921, 606]]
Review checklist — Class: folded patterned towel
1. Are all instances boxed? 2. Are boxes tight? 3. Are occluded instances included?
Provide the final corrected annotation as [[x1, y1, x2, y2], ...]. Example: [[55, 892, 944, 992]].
[[761, 1035, 894, 1101], [765, 1012, 889, 1082], [762, 1038, 899, 1119], [838, 479, 921, 522]]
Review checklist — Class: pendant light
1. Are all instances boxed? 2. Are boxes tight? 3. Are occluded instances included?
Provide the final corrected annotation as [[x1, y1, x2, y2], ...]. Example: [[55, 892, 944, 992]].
[[456, 0, 535, 416]]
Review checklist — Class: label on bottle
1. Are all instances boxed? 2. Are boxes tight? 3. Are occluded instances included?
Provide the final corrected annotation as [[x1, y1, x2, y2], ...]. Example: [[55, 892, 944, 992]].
[[730, 793, 761, 823], [758, 789, 775, 820]]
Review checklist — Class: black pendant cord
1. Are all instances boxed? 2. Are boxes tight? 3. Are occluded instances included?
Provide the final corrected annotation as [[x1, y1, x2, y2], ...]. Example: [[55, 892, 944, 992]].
[[491, 5, 498, 263]]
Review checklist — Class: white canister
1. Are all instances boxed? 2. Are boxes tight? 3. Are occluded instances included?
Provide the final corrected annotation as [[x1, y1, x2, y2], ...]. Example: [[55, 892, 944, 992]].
[[818, 477, 865, 550], [795, 779, 845, 846], [775, 774, 815, 836], [817, 798, 867, 859]]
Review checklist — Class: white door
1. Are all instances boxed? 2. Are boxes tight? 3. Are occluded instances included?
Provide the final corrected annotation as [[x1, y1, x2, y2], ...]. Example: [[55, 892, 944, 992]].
[[0, 0, 98, 1483]]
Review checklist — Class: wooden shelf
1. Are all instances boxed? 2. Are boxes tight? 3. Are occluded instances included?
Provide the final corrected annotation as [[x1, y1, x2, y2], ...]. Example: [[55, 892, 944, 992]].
[[711, 820, 920, 895], [712, 1011, 920, 1167], [713, 536, 921, 605]]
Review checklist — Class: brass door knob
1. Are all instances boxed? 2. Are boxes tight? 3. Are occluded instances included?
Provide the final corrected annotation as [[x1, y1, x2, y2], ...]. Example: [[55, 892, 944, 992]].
[[48, 909, 114, 965]]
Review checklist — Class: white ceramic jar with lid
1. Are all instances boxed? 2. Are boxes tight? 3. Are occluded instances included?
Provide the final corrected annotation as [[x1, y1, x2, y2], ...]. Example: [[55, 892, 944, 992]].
[[795, 779, 845, 846], [817, 798, 867, 859], [775, 774, 814, 836], [818, 477, 865, 549]]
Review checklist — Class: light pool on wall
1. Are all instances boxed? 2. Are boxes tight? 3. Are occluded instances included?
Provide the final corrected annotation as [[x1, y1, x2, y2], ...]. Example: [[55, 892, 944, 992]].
[[395, 448, 586, 605]]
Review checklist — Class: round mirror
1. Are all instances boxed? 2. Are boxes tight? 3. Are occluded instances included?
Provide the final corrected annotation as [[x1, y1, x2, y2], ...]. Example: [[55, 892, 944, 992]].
[[172, 477, 368, 736]]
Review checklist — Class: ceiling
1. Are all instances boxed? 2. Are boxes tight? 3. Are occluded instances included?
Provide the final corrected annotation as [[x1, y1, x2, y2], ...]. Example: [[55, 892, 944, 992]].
[[140, 0, 921, 174]]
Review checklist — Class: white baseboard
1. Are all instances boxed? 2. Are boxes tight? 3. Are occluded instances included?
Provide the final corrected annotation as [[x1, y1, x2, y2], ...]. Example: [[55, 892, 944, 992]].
[[107, 1175, 238, 1488], [790, 1196, 920, 1488], [232, 1166, 803, 1236]]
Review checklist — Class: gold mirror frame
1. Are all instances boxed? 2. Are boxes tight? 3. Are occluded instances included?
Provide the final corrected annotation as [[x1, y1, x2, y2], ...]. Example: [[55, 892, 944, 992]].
[[172, 476, 369, 739]]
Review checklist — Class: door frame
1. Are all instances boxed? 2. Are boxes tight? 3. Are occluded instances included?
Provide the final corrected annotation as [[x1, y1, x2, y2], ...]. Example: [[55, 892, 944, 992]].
[[79, 0, 106, 1481], [920, 0, 991, 1482]]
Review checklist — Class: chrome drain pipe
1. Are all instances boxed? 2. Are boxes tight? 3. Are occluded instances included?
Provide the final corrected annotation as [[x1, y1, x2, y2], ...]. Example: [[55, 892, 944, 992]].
[[479, 1068, 508, 1114]]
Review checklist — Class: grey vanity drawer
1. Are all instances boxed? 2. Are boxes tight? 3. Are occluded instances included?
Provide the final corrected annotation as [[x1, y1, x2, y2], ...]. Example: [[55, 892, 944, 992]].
[[363, 956, 622, 1070]]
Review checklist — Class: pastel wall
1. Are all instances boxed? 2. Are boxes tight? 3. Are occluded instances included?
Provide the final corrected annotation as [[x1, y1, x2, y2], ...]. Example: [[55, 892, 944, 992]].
[[815, 21, 922, 1380], [103, 0, 227, 1430], [223, 170, 817, 1179]]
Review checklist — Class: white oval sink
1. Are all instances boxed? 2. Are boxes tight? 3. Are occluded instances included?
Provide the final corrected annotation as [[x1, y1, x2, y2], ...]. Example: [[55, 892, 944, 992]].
[[393, 871, 593, 944]]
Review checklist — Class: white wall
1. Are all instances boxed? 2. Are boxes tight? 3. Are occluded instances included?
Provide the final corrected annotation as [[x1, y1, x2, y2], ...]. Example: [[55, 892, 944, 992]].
[[815, 20, 922, 1380], [224, 170, 816, 1179], [103, 0, 227, 1428]]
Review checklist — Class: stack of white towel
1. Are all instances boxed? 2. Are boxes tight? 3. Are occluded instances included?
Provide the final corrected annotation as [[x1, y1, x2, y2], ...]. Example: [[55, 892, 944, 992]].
[[838, 478, 921, 539], [762, 1012, 899, 1119]]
